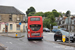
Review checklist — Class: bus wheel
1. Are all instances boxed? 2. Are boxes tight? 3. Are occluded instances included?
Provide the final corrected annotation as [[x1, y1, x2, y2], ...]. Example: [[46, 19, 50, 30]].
[[39, 39, 42, 41]]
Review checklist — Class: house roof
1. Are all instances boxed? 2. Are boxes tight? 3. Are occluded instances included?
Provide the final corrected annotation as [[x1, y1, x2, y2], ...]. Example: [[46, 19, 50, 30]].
[[0, 6, 25, 15]]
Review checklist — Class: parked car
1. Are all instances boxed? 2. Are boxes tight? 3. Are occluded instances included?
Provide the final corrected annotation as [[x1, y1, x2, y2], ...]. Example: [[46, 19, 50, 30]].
[[52, 29, 59, 33], [54, 29, 75, 43], [60, 28, 68, 31], [43, 28, 50, 32]]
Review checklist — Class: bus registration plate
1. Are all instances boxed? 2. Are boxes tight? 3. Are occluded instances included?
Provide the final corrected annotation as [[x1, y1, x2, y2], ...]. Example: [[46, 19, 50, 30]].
[[32, 33, 40, 36]]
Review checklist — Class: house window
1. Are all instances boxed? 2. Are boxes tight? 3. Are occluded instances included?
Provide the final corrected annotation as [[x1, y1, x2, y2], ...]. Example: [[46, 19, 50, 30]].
[[23, 16, 25, 21], [17, 15, 20, 21], [0, 15, 1, 21], [10, 24, 13, 30], [17, 24, 20, 30], [17, 17, 20, 21], [72, 20, 74, 24], [9, 15, 12, 21]]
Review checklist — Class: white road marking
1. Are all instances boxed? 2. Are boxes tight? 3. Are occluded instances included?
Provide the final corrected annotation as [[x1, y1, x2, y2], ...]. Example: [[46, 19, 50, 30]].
[[32, 41, 39, 43], [54, 45, 75, 49], [64, 46, 74, 49], [47, 33, 55, 34], [33, 41, 37, 43], [9, 42, 12, 44]]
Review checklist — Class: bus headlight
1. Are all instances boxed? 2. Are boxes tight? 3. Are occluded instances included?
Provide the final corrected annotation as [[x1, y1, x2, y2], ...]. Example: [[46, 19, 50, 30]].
[[28, 29, 30, 31]]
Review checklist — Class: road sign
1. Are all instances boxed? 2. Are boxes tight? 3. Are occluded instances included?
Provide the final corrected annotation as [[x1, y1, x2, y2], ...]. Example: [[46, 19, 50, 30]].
[[62, 35, 66, 42], [19, 22, 21, 25]]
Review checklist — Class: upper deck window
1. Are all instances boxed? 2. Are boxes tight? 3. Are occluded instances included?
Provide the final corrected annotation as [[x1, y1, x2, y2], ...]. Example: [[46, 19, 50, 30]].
[[30, 18, 40, 21]]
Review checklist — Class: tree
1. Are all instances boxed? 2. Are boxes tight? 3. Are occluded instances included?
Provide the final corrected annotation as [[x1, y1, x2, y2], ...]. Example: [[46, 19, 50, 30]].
[[52, 9, 62, 17], [28, 12, 35, 16], [43, 18, 50, 28], [52, 9, 57, 12], [33, 12, 44, 17], [26, 6, 36, 17], [43, 14, 57, 29], [44, 12, 54, 17], [66, 10, 71, 17], [43, 18, 57, 29], [43, 11, 57, 29]]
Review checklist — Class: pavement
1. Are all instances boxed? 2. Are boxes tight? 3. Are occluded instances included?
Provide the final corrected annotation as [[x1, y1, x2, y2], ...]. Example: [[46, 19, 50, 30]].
[[0, 32, 25, 50], [0, 46, 5, 50], [0, 43, 5, 50], [43, 32, 75, 47], [0, 32, 25, 38]]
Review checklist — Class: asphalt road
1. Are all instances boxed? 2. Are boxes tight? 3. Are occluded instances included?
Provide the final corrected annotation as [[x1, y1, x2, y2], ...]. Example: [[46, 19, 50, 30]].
[[0, 32, 75, 50]]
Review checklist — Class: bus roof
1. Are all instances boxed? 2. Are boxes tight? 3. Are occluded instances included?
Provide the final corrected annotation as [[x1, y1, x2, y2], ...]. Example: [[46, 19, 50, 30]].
[[28, 16, 42, 18]]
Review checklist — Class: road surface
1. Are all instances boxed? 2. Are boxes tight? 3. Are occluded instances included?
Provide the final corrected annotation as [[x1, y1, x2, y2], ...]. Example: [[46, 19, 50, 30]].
[[0, 32, 75, 50]]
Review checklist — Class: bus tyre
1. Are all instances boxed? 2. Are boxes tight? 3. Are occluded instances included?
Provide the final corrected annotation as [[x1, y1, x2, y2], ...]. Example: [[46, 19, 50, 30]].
[[39, 39, 42, 41]]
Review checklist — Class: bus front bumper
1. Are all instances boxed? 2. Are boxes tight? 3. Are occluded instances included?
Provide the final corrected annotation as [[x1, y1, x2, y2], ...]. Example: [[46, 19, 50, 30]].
[[28, 37, 43, 39]]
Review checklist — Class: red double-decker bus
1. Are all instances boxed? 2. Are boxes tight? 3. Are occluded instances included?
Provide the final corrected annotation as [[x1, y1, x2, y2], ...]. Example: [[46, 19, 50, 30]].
[[27, 16, 43, 40]]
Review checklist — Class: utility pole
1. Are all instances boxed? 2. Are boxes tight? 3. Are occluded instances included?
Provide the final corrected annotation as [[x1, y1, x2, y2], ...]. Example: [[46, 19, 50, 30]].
[[65, 11, 71, 43], [68, 14, 70, 44], [69, 17, 70, 44], [50, 24, 51, 32]]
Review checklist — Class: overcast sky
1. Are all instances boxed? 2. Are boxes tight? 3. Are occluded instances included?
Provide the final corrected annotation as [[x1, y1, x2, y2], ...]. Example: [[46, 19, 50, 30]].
[[0, 0, 75, 14]]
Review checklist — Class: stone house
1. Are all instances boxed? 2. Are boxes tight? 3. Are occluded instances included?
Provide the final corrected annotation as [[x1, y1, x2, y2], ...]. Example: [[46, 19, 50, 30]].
[[0, 6, 26, 33], [59, 16, 75, 32]]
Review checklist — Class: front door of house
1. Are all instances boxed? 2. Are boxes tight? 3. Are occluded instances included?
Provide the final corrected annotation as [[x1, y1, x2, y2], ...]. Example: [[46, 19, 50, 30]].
[[5, 25, 8, 32]]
